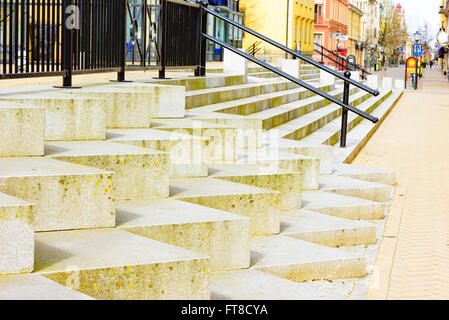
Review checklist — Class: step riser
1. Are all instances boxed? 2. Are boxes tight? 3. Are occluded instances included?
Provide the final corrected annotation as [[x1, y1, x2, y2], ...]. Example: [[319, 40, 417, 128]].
[[325, 187, 394, 203], [0, 204, 35, 275], [0, 175, 115, 232], [262, 89, 347, 130], [1, 97, 106, 141], [215, 173, 302, 210], [283, 89, 363, 141], [50, 154, 169, 201], [0, 105, 45, 156], [324, 91, 393, 146], [40, 259, 209, 300], [221, 85, 332, 116], [66, 91, 151, 129], [107, 139, 209, 178], [279, 146, 333, 175], [121, 220, 251, 272], [148, 75, 246, 91], [252, 258, 367, 282], [187, 81, 299, 109], [244, 157, 320, 190], [176, 194, 281, 236]]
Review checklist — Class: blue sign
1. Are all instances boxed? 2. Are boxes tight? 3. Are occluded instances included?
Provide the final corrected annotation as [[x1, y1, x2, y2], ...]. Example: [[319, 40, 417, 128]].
[[398, 47, 403, 53], [414, 44, 422, 57]]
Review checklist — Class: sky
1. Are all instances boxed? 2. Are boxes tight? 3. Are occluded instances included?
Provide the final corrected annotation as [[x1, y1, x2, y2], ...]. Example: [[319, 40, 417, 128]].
[[393, 0, 441, 45]]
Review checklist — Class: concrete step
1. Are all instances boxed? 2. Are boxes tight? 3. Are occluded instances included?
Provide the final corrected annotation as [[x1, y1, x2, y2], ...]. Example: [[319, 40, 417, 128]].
[[190, 83, 332, 116], [62, 86, 152, 129], [319, 175, 394, 202], [0, 274, 94, 300], [0, 157, 115, 232], [0, 193, 34, 275], [186, 79, 298, 109], [248, 86, 348, 130], [250, 236, 367, 282], [106, 128, 209, 178], [45, 141, 169, 201], [301, 89, 393, 146], [0, 101, 45, 156], [152, 119, 239, 163], [262, 137, 333, 174], [116, 198, 250, 271], [0, 95, 106, 141], [332, 163, 396, 186], [208, 163, 302, 210], [333, 90, 404, 164], [99, 82, 186, 119], [301, 190, 387, 220], [236, 148, 320, 190], [139, 74, 246, 91], [270, 89, 369, 142], [210, 269, 345, 300], [170, 177, 281, 236], [280, 209, 376, 247], [34, 228, 210, 300]]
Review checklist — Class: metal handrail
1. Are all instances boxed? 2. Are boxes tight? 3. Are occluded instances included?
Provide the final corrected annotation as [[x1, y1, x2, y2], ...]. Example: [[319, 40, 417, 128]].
[[202, 5, 379, 97], [314, 42, 371, 78], [202, 33, 378, 124]]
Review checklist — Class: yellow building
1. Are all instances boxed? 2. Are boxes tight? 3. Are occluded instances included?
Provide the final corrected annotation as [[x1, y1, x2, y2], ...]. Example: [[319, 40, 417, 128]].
[[240, 0, 315, 60], [348, 2, 363, 64], [440, 0, 448, 32]]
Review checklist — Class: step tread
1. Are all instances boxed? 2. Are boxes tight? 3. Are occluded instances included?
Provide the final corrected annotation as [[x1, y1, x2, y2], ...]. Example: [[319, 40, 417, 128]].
[[208, 163, 294, 177], [0, 192, 34, 207], [301, 190, 381, 209], [0, 274, 94, 300], [34, 228, 208, 274], [0, 157, 112, 178], [280, 209, 375, 235], [332, 163, 395, 180], [186, 78, 284, 96], [319, 174, 393, 191], [106, 128, 203, 142], [45, 141, 166, 157], [170, 177, 280, 198], [210, 269, 344, 300], [250, 235, 363, 268], [301, 90, 391, 145], [116, 198, 249, 227]]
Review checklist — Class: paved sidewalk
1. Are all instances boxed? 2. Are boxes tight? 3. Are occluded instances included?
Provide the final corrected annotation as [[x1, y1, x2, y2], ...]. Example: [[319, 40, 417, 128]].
[[352, 67, 449, 299]]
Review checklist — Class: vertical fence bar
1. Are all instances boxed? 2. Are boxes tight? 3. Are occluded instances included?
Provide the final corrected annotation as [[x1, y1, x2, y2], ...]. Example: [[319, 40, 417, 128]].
[[340, 71, 351, 148], [199, 2, 207, 76], [62, 0, 72, 86], [158, 0, 166, 78], [117, 0, 126, 81]]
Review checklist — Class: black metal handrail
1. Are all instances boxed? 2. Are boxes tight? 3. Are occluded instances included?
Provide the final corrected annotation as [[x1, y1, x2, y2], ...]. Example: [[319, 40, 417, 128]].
[[200, 3, 379, 147], [202, 5, 379, 97], [314, 42, 371, 80]]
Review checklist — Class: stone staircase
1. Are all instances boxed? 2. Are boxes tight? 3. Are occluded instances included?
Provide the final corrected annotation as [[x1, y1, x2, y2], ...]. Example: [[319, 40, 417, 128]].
[[0, 61, 402, 300]]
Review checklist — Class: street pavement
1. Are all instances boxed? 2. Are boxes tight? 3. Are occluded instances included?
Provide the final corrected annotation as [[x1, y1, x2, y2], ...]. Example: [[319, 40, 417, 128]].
[[353, 67, 449, 299]]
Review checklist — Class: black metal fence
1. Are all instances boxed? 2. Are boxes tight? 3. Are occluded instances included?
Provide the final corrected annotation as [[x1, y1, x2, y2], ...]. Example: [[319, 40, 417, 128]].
[[0, 0, 203, 85]]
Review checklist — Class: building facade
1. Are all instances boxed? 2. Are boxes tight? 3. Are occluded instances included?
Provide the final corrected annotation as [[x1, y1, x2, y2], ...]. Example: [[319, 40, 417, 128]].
[[313, 0, 349, 56], [240, 0, 315, 60], [347, 0, 363, 64]]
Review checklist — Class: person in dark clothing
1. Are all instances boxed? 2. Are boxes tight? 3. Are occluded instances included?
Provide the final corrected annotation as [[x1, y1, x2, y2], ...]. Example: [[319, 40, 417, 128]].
[[430, 60, 434, 69]]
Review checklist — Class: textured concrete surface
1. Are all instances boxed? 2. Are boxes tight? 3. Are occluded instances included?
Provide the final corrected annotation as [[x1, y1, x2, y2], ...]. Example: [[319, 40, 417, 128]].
[[0, 102, 45, 156], [355, 68, 449, 299], [35, 229, 210, 300], [116, 199, 250, 271]]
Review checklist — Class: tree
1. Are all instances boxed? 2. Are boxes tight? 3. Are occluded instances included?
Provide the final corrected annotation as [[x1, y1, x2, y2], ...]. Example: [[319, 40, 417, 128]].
[[378, 5, 408, 62]]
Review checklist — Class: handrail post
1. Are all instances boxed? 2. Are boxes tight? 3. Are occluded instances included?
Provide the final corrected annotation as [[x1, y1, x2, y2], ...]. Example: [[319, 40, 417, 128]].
[[117, 0, 127, 82], [195, 1, 207, 77], [62, 0, 73, 87], [159, 0, 167, 79], [340, 71, 351, 148]]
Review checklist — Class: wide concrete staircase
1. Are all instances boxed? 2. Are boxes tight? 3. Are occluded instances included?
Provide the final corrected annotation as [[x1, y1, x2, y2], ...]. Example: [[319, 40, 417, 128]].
[[0, 62, 402, 300]]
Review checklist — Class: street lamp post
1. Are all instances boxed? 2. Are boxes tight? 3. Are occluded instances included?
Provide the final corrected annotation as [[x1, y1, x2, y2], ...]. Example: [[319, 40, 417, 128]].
[[413, 31, 422, 90]]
